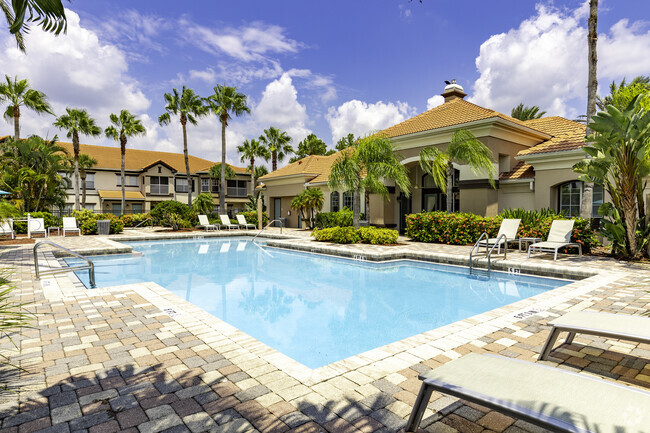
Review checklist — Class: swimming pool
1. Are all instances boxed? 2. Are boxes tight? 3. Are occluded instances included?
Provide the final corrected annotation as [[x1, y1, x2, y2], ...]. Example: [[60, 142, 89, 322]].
[[67, 237, 569, 368]]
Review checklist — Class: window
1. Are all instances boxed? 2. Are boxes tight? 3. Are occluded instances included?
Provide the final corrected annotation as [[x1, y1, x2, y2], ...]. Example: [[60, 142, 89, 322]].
[[175, 178, 195, 193], [343, 191, 353, 210], [84, 204, 95, 211], [330, 192, 340, 212], [85, 173, 95, 190], [150, 176, 169, 195], [227, 179, 247, 196], [116, 174, 138, 186], [558, 181, 605, 218], [201, 178, 210, 193], [132, 203, 143, 213], [211, 179, 219, 193]]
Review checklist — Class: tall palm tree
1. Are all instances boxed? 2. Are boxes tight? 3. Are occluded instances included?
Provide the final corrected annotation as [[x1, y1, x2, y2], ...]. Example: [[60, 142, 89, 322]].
[[158, 86, 208, 206], [1, 0, 66, 52], [259, 126, 293, 171], [419, 129, 495, 214], [205, 85, 250, 213], [510, 103, 546, 121], [53, 108, 101, 211], [104, 110, 146, 214], [580, 0, 599, 220], [0, 75, 53, 140], [253, 165, 269, 180], [237, 138, 270, 194], [329, 134, 411, 228], [78, 153, 97, 208]]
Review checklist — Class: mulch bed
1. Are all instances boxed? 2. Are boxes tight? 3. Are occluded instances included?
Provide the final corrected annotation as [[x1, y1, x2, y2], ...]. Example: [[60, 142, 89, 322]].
[[0, 237, 35, 245]]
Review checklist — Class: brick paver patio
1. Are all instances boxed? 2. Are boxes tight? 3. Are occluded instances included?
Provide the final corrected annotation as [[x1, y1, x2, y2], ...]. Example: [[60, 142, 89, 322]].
[[0, 230, 648, 433]]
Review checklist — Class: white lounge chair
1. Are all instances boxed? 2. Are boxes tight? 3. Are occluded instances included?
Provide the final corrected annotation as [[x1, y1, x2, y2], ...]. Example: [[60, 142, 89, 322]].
[[220, 215, 239, 230], [28, 218, 46, 238], [540, 311, 650, 361], [527, 219, 582, 260], [0, 218, 14, 239], [198, 215, 219, 231], [476, 218, 520, 254], [406, 353, 650, 433], [62, 217, 81, 237], [236, 214, 256, 230]]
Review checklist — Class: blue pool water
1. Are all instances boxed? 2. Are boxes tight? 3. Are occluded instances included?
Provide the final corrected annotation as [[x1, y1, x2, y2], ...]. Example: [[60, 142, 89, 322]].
[[67, 237, 569, 368]]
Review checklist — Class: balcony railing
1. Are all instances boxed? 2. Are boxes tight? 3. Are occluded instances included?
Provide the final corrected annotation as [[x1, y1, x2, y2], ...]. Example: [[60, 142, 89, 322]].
[[227, 187, 247, 197], [150, 184, 169, 195]]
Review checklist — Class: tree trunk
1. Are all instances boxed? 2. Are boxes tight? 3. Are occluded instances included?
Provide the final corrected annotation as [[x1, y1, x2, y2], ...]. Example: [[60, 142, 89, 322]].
[[13, 105, 20, 140], [121, 136, 126, 215], [272, 152, 278, 171], [353, 187, 360, 229], [622, 197, 638, 258], [182, 118, 192, 207], [81, 172, 87, 208], [446, 162, 454, 213], [250, 156, 255, 195], [365, 191, 370, 225], [73, 132, 80, 211], [580, 0, 598, 220], [219, 118, 227, 214]]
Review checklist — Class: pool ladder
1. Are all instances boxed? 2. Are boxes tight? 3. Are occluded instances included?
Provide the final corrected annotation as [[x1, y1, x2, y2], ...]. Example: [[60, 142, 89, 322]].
[[33, 241, 96, 288], [252, 219, 284, 243], [468, 233, 507, 277]]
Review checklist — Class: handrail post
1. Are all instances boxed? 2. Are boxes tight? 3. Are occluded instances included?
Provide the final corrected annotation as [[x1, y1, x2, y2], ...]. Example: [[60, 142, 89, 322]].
[[33, 245, 40, 279], [27, 213, 31, 239], [33, 240, 96, 288]]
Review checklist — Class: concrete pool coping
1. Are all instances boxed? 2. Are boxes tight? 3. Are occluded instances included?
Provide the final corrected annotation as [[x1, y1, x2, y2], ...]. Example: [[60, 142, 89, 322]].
[[39, 232, 625, 385]]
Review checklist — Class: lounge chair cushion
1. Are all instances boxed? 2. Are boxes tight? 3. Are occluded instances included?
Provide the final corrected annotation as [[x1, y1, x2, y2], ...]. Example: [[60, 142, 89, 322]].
[[412, 353, 650, 433], [549, 311, 650, 341]]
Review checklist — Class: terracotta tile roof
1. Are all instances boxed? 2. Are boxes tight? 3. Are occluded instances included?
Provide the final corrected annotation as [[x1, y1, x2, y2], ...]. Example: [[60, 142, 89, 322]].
[[97, 190, 145, 200], [518, 117, 586, 156], [259, 153, 341, 183], [381, 98, 529, 138], [499, 161, 534, 180], [55, 142, 246, 174]]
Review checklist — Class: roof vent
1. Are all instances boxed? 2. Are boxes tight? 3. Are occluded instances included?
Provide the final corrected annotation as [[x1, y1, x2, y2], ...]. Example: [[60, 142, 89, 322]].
[[442, 79, 466, 103]]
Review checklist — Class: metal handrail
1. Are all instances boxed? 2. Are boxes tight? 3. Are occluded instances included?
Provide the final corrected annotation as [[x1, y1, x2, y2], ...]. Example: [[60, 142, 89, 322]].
[[469, 232, 488, 274], [469, 232, 508, 276], [33, 241, 96, 288], [252, 219, 284, 242], [486, 233, 508, 274], [131, 217, 153, 229]]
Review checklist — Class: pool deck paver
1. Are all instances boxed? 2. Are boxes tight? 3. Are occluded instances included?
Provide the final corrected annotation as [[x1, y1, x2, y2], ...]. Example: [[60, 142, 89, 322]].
[[0, 229, 649, 432]]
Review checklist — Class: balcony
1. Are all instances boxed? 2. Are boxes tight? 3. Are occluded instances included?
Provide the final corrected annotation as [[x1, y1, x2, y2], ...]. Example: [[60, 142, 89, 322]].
[[150, 184, 169, 195], [227, 187, 247, 197]]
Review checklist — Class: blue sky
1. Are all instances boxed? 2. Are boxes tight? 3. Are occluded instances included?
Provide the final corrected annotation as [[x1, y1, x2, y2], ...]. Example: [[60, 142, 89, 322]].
[[1, 0, 649, 169]]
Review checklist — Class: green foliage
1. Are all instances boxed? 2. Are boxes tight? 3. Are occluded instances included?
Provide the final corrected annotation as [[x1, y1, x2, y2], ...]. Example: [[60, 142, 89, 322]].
[[0, 267, 34, 380], [209, 163, 236, 180], [160, 212, 187, 231], [120, 213, 152, 228], [245, 192, 266, 212], [0, 202, 19, 221], [290, 189, 324, 228], [289, 133, 328, 163], [79, 213, 124, 235], [13, 211, 61, 234], [405, 211, 598, 253], [335, 133, 356, 151], [312, 226, 397, 245], [240, 211, 268, 227], [259, 126, 293, 170], [192, 193, 214, 216], [316, 208, 353, 228], [150, 201, 191, 224], [331, 226, 359, 244], [498, 208, 565, 225], [3, 0, 67, 52], [357, 226, 399, 245], [511, 103, 546, 121]]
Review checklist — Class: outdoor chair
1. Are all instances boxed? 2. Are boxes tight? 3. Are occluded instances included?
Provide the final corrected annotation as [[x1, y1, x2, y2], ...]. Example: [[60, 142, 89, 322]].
[[220, 215, 239, 230], [475, 218, 520, 254], [540, 311, 650, 361], [236, 214, 256, 230], [62, 217, 81, 237], [0, 218, 14, 239], [28, 218, 46, 238], [405, 353, 650, 433], [527, 219, 581, 260], [198, 215, 219, 231]]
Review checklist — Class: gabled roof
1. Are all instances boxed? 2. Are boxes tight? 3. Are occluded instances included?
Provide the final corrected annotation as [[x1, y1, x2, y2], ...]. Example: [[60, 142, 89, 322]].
[[381, 98, 529, 138], [259, 153, 341, 183], [517, 117, 586, 156]]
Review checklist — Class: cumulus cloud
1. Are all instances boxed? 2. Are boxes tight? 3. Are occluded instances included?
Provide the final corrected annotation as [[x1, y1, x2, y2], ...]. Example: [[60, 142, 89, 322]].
[[0, 9, 150, 141], [427, 95, 445, 110], [469, 3, 650, 118], [326, 100, 416, 142]]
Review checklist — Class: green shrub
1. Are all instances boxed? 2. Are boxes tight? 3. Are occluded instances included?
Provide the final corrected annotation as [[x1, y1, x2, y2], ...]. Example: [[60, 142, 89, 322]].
[[358, 226, 399, 245], [13, 212, 62, 234], [150, 201, 191, 224], [80, 213, 124, 235], [120, 213, 152, 227], [71, 209, 95, 227], [331, 226, 359, 244], [161, 212, 184, 231], [240, 211, 269, 228], [312, 227, 337, 242], [315, 208, 365, 228], [405, 211, 598, 253]]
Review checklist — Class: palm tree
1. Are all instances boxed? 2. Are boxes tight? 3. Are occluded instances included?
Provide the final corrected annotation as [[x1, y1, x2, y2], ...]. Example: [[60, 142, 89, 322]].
[[510, 103, 546, 121], [78, 153, 97, 208], [253, 165, 269, 180], [205, 85, 250, 213], [0, 75, 53, 140], [419, 129, 495, 214], [1, 0, 66, 52], [53, 108, 101, 211], [105, 110, 146, 214], [259, 126, 293, 171], [335, 133, 356, 151], [329, 134, 411, 228], [237, 138, 270, 194], [158, 86, 207, 206]]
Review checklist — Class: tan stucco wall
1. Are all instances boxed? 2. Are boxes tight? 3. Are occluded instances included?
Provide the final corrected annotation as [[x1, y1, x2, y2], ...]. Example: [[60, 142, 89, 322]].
[[498, 182, 536, 212], [459, 188, 499, 217], [533, 168, 580, 211]]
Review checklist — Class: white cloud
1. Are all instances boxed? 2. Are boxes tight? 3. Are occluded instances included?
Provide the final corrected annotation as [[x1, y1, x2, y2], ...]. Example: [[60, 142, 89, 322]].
[[469, 3, 650, 118], [0, 9, 150, 140], [184, 21, 301, 62], [326, 100, 416, 142], [427, 95, 445, 110]]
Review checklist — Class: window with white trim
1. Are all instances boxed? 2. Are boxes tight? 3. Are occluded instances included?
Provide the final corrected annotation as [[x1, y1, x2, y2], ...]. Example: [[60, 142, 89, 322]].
[[343, 191, 353, 210], [330, 192, 340, 212], [558, 181, 604, 218], [116, 174, 138, 186]]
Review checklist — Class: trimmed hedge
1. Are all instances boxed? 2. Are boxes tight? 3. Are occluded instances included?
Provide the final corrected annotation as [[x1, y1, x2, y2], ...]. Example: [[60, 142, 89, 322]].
[[78, 213, 124, 235], [405, 211, 598, 253], [315, 208, 365, 229], [312, 226, 399, 245]]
